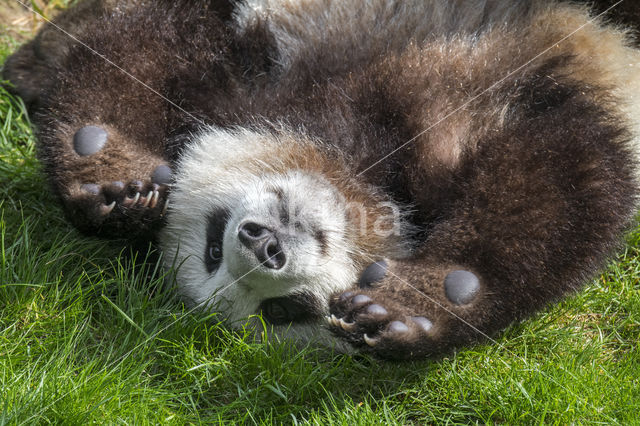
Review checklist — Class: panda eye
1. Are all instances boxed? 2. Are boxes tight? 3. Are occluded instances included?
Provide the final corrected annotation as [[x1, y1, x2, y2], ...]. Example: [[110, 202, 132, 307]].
[[208, 243, 223, 261], [205, 240, 224, 273], [205, 208, 230, 273]]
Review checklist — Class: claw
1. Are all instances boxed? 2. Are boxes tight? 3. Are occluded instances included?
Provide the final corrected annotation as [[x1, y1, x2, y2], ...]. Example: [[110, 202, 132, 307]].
[[100, 201, 116, 215], [363, 334, 379, 347], [139, 191, 153, 208], [328, 314, 341, 328], [124, 192, 140, 207], [161, 199, 170, 216], [338, 318, 356, 332], [149, 190, 160, 209]]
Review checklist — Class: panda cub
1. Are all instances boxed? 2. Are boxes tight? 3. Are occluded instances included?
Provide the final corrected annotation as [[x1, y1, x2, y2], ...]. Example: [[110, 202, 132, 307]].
[[3, 0, 640, 359]]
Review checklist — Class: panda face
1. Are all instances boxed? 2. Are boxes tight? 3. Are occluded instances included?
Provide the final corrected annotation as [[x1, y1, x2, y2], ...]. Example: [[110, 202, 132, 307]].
[[191, 170, 356, 320], [160, 127, 362, 347]]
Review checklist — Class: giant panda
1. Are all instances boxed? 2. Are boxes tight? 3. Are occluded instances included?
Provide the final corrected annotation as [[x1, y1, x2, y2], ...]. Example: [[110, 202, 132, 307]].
[[3, 0, 640, 359]]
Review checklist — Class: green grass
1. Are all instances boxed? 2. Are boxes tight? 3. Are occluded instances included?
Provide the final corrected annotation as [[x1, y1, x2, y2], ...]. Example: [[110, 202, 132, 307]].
[[1, 29, 639, 425]]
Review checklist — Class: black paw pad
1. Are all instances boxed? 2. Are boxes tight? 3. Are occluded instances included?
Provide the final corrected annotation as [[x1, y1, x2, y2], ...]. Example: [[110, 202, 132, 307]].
[[81, 183, 100, 195], [151, 165, 172, 185], [127, 180, 144, 196], [444, 270, 480, 305], [79, 183, 115, 215], [411, 316, 433, 332], [387, 321, 409, 334], [73, 126, 108, 156], [339, 291, 354, 302], [351, 295, 372, 306], [110, 181, 125, 191], [358, 260, 388, 288], [366, 304, 388, 316]]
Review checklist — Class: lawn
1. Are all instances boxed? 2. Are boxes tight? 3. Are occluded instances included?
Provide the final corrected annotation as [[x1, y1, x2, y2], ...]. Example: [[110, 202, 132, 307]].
[[1, 3, 639, 424]]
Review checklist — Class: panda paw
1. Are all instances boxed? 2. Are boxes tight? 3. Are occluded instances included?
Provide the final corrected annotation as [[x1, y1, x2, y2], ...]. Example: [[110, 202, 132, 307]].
[[328, 260, 484, 359], [76, 178, 170, 217], [64, 164, 173, 236], [328, 290, 435, 355], [48, 124, 177, 237]]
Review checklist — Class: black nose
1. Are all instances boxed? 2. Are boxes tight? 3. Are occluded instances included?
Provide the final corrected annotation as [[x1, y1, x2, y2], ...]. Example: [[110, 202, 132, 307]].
[[238, 222, 286, 270]]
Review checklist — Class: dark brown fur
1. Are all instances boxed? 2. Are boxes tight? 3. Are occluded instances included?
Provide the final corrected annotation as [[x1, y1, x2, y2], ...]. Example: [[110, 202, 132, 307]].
[[2, 0, 639, 359], [4, 0, 240, 236]]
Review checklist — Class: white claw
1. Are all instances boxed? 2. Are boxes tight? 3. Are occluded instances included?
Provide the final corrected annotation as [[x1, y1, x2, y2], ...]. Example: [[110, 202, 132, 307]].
[[124, 192, 140, 207], [363, 334, 379, 347], [328, 314, 340, 327], [140, 191, 153, 208], [338, 318, 356, 331], [161, 199, 170, 216], [100, 201, 116, 216], [149, 190, 160, 209], [326, 315, 338, 327]]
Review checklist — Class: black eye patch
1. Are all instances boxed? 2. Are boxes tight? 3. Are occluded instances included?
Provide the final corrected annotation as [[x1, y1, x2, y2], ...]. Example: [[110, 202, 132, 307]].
[[205, 208, 230, 273], [259, 292, 324, 325]]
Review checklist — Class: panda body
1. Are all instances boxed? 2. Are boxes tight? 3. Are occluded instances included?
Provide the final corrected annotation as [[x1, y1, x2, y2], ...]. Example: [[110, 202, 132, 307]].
[[3, 0, 640, 359]]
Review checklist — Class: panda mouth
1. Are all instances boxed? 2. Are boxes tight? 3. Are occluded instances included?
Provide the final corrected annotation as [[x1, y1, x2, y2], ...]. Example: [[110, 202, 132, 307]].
[[258, 292, 324, 325]]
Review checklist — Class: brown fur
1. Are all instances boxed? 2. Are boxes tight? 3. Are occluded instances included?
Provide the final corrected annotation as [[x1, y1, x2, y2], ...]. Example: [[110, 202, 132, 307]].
[[4, 0, 239, 236], [3, 0, 640, 359]]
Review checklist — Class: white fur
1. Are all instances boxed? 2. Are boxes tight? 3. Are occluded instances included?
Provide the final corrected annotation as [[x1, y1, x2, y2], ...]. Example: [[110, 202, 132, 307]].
[[235, 0, 530, 70], [160, 127, 360, 347]]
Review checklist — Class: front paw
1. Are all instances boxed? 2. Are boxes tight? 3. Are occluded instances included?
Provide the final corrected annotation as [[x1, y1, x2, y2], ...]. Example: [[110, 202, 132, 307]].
[[328, 260, 484, 359], [328, 289, 434, 356], [64, 165, 172, 237]]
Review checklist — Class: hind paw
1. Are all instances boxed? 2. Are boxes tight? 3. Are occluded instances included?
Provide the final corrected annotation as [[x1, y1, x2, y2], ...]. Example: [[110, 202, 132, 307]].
[[328, 292, 434, 351], [328, 260, 485, 359], [77, 179, 169, 217], [65, 164, 173, 236]]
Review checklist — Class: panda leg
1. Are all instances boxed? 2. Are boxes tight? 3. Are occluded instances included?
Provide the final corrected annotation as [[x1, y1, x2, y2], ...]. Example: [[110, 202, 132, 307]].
[[329, 80, 638, 360], [37, 120, 173, 238]]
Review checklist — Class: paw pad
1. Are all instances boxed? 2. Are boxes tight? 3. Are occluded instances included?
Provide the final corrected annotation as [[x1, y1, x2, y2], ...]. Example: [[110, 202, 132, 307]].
[[444, 270, 480, 305], [73, 126, 108, 156], [76, 177, 169, 222], [358, 260, 388, 288], [411, 316, 433, 332], [151, 165, 172, 185], [387, 321, 409, 334], [81, 183, 100, 195], [110, 181, 125, 191], [339, 291, 354, 301], [351, 294, 372, 306], [366, 304, 388, 315]]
